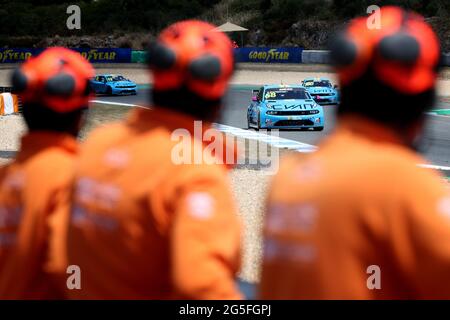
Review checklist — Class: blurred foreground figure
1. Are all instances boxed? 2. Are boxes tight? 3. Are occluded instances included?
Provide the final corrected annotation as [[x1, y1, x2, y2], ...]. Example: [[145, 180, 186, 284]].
[[260, 6, 449, 299], [63, 21, 242, 299], [0, 48, 93, 299]]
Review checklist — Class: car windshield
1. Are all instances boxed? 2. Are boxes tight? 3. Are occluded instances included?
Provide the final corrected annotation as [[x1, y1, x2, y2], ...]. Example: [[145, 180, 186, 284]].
[[303, 80, 331, 88], [106, 75, 126, 82], [264, 87, 309, 100]]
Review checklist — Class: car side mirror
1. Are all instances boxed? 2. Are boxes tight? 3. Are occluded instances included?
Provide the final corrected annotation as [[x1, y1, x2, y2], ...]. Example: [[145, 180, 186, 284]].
[[252, 89, 260, 102], [333, 85, 338, 89]]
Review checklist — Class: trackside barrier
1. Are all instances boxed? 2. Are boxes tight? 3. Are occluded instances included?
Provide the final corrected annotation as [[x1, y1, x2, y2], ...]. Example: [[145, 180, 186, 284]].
[[140, 49, 450, 65], [302, 50, 450, 66], [2, 48, 450, 65], [136, 49, 450, 65], [0, 87, 22, 114], [141, 47, 303, 64], [0, 92, 19, 115], [131, 50, 147, 63], [301, 50, 331, 64], [444, 54, 450, 67], [138, 47, 304, 64]]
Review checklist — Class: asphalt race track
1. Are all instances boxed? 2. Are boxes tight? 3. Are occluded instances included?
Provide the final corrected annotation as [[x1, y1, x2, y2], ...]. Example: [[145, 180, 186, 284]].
[[98, 88, 450, 168]]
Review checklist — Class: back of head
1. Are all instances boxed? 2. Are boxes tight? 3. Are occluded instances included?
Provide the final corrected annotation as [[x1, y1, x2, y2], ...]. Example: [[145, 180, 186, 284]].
[[329, 6, 442, 131], [12, 47, 94, 136], [147, 20, 235, 121]]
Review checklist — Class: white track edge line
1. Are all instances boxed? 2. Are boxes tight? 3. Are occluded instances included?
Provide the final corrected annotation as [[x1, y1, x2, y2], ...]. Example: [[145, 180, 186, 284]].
[[91, 100, 450, 172], [91, 100, 148, 109]]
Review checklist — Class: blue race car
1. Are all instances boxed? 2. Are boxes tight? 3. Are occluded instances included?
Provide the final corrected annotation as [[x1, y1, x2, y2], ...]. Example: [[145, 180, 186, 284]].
[[247, 85, 324, 131], [90, 74, 137, 95], [301, 78, 339, 105]]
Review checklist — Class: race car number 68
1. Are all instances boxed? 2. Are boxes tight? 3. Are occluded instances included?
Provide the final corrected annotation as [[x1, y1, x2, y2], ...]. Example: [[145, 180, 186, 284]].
[[223, 304, 271, 317]]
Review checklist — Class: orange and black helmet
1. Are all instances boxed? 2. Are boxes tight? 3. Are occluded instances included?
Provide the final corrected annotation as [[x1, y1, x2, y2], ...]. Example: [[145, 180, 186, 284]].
[[12, 47, 94, 113], [330, 6, 442, 95], [147, 20, 235, 101]]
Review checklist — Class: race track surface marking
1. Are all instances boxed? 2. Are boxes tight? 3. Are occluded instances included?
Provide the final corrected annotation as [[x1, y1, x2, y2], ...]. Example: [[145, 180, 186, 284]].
[[90, 98, 450, 175]]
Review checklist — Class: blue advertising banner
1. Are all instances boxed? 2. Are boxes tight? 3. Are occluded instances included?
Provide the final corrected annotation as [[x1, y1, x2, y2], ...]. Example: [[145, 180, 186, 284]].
[[0, 48, 38, 63], [234, 47, 302, 63], [75, 48, 131, 63], [0, 48, 132, 63]]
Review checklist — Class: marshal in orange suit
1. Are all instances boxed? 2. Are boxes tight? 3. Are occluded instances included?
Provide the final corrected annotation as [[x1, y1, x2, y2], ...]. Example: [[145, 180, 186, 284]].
[[0, 47, 93, 299], [62, 21, 242, 299], [260, 6, 450, 299]]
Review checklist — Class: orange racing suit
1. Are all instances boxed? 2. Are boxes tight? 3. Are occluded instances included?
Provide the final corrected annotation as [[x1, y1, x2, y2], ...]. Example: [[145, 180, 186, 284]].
[[61, 107, 242, 299], [0, 131, 77, 299], [260, 115, 450, 299]]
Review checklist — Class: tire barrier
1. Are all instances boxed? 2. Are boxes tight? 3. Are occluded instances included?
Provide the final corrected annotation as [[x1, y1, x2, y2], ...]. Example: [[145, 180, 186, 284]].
[[0, 92, 19, 115]]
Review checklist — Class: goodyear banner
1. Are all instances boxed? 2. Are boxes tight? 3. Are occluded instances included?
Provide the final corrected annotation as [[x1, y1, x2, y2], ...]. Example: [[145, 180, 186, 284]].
[[0, 48, 131, 63], [75, 48, 131, 63], [0, 48, 37, 63], [235, 47, 302, 63]]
